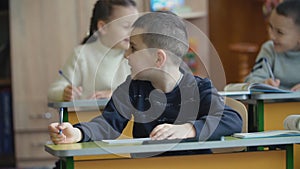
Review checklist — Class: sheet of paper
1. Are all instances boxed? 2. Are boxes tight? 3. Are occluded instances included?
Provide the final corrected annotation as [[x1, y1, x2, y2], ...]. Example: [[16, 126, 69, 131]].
[[218, 91, 250, 96], [233, 130, 300, 139]]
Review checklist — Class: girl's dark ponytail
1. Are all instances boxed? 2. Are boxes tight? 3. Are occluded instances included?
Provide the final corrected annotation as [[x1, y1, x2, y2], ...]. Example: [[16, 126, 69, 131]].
[[81, 0, 136, 44]]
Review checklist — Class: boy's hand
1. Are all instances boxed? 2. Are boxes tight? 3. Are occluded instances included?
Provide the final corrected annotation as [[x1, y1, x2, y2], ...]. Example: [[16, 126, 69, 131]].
[[48, 122, 82, 144], [264, 78, 280, 87], [149, 123, 196, 140], [291, 84, 300, 91], [63, 85, 83, 101]]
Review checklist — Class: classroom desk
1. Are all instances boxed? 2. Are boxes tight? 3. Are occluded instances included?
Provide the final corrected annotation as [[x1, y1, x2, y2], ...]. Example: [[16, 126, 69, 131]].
[[49, 94, 300, 168], [249, 93, 300, 169], [222, 92, 300, 169], [48, 99, 109, 108], [219, 92, 300, 131], [48, 99, 109, 113], [45, 136, 300, 169], [48, 99, 109, 124], [248, 92, 300, 131]]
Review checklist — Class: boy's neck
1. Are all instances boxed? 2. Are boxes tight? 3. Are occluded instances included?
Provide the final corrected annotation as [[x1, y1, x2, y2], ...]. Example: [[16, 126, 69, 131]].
[[151, 70, 183, 93]]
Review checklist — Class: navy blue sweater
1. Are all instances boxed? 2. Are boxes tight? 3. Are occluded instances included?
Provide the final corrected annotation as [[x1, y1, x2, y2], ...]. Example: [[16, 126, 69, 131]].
[[74, 73, 242, 143]]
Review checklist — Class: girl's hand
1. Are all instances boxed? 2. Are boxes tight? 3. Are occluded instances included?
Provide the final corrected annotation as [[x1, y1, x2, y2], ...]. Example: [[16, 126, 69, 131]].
[[48, 122, 82, 144], [264, 78, 280, 87], [291, 84, 300, 91], [88, 90, 112, 99], [149, 123, 196, 140], [63, 85, 83, 101]]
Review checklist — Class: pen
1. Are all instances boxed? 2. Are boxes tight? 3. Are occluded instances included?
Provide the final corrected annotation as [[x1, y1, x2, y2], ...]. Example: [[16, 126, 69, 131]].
[[58, 70, 72, 85], [58, 107, 64, 134], [263, 58, 275, 80]]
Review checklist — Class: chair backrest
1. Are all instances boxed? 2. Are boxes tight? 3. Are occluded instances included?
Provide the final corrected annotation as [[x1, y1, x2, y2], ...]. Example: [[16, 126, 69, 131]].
[[212, 97, 248, 153], [224, 97, 248, 133]]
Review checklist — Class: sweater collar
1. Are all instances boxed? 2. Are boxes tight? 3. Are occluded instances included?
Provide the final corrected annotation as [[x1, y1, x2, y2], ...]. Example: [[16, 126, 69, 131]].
[[94, 38, 124, 57], [284, 50, 300, 57]]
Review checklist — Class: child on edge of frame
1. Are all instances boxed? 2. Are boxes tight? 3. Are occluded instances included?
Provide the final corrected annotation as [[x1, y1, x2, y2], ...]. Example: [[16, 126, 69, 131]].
[[245, 0, 300, 91]]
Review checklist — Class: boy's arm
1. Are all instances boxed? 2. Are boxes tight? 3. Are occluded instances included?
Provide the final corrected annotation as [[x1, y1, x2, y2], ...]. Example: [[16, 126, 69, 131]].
[[73, 99, 130, 142], [244, 41, 276, 83], [149, 78, 242, 141], [73, 80, 133, 142], [192, 79, 243, 141]]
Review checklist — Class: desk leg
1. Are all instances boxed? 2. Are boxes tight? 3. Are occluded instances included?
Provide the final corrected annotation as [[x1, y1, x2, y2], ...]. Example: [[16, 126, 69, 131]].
[[62, 107, 69, 122], [65, 157, 74, 169], [58, 157, 74, 169], [286, 144, 294, 169], [256, 100, 264, 131], [64, 109, 72, 169], [57, 157, 74, 169], [248, 100, 264, 132], [248, 104, 256, 132]]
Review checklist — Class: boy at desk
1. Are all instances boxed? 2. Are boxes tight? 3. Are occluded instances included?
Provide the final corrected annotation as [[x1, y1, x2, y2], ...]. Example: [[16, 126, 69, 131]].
[[245, 0, 300, 91], [48, 11, 242, 156]]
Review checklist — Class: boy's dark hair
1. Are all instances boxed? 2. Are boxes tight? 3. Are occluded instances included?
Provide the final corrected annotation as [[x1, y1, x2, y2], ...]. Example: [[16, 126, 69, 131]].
[[132, 11, 189, 60], [81, 0, 136, 44], [276, 0, 300, 27]]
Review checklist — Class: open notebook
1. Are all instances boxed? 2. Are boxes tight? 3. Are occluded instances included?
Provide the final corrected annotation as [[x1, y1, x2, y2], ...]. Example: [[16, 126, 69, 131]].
[[224, 83, 291, 94]]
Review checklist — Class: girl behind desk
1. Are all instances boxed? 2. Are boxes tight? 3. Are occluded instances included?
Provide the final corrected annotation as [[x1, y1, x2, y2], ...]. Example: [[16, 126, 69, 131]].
[[48, 0, 138, 101], [245, 0, 300, 91]]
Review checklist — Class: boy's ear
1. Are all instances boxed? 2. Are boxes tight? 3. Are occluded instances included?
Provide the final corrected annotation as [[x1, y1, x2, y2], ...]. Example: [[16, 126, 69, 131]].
[[156, 49, 167, 68], [97, 20, 107, 34]]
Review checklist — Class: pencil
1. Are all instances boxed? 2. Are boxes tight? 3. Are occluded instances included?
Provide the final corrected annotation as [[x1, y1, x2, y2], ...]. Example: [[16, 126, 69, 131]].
[[58, 107, 64, 134], [58, 70, 72, 85], [58, 70, 72, 134], [263, 58, 275, 80]]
